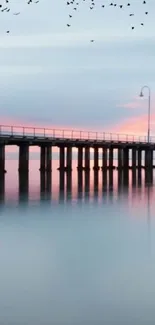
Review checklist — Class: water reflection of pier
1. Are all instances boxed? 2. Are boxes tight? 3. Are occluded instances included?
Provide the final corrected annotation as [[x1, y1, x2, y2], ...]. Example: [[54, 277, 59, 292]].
[[0, 169, 154, 203]]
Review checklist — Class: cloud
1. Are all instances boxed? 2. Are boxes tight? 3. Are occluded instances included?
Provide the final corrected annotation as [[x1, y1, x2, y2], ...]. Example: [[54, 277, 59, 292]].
[[117, 96, 149, 110], [0, 32, 154, 49]]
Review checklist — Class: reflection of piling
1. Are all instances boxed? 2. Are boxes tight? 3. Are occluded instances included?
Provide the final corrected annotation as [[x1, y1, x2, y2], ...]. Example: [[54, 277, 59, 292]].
[[123, 169, 129, 186], [77, 171, 83, 199], [0, 172, 5, 202], [40, 171, 52, 197], [59, 170, 65, 191], [77, 170, 83, 191], [94, 170, 99, 192], [46, 171, 52, 193], [118, 170, 123, 190], [102, 170, 107, 190], [84, 171, 90, 195], [66, 172, 72, 201], [94, 171, 99, 200], [19, 172, 29, 201], [138, 169, 142, 186], [66, 171, 72, 192], [59, 171, 65, 201], [40, 171, 46, 194], [109, 170, 113, 188], [132, 169, 137, 187], [145, 168, 153, 185]]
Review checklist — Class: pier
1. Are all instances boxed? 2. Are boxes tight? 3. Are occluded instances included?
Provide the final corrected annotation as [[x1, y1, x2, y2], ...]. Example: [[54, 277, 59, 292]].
[[0, 125, 154, 174]]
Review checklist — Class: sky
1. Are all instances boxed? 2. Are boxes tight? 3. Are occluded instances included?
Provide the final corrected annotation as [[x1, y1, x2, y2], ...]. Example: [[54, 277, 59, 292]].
[[0, 0, 155, 136]]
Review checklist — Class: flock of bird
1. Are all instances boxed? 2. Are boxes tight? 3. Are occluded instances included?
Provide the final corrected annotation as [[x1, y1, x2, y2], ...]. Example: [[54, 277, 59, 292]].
[[0, 0, 40, 34], [66, 0, 150, 41], [0, 0, 150, 37]]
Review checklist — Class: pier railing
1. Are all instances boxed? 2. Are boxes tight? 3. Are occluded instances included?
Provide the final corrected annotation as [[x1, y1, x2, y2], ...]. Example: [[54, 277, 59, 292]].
[[0, 125, 154, 143]]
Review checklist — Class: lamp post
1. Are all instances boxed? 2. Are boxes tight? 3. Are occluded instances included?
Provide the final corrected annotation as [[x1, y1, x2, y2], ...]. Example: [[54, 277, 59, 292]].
[[139, 85, 151, 143]]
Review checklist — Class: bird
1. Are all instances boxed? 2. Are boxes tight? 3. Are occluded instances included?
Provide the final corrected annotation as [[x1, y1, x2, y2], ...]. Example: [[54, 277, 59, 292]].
[[64, 0, 150, 41], [3, 0, 149, 39]]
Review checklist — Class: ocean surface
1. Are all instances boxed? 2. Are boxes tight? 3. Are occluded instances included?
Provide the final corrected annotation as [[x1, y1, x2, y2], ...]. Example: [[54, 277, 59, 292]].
[[1, 159, 155, 325]]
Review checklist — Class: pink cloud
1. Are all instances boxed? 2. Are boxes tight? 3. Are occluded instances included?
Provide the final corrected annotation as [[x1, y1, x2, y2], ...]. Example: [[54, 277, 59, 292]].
[[111, 114, 155, 137]]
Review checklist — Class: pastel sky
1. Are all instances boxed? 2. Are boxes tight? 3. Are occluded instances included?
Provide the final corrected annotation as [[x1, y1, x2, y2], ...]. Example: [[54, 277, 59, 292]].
[[0, 0, 155, 136]]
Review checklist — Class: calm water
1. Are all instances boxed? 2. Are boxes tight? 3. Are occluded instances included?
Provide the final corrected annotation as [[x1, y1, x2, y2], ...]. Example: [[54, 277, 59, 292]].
[[1, 160, 155, 325]]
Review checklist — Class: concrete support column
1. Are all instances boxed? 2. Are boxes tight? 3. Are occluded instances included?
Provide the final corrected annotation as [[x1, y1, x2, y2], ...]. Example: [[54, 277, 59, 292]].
[[85, 147, 90, 171], [77, 147, 83, 170], [94, 147, 99, 170], [137, 149, 142, 169], [123, 148, 129, 169], [40, 146, 46, 172], [118, 148, 123, 170], [102, 148, 107, 170], [46, 146, 52, 172], [109, 147, 113, 169], [0, 145, 5, 173], [132, 148, 137, 169], [59, 147, 65, 170], [66, 147, 72, 171], [19, 144, 29, 172]]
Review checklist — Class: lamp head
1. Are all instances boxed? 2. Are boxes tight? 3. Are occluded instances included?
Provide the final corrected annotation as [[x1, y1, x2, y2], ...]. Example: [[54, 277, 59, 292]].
[[139, 91, 144, 97]]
